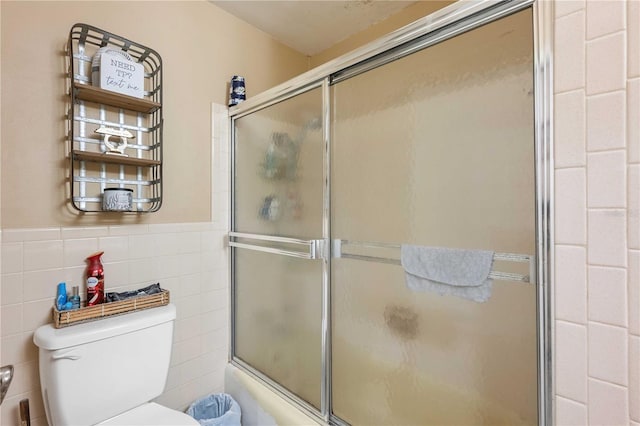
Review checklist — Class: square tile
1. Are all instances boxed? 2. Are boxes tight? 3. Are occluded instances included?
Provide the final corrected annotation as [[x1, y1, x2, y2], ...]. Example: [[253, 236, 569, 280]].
[[588, 266, 627, 326], [631, 335, 640, 422], [160, 277, 181, 300], [2, 228, 60, 243], [1, 333, 37, 365], [588, 210, 626, 267], [556, 168, 587, 244], [1, 273, 23, 305], [63, 238, 99, 268], [587, 151, 626, 208], [128, 234, 155, 259], [556, 0, 585, 18], [629, 79, 640, 163], [148, 223, 184, 234], [154, 233, 181, 257], [63, 266, 85, 290], [98, 236, 130, 262], [172, 295, 200, 322], [22, 268, 66, 302], [60, 226, 108, 240], [555, 11, 586, 92], [586, 91, 626, 151], [631, 250, 640, 335], [555, 245, 587, 323], [175, 316, 203, 343], [23, 240, 63, 271], [181, 273, 201, 298], [178, 357, 204, 385], [108, 224, 148, 236], [201, 328, 228, 352], [170, 336, 201, 366], [555, 90, 586, 167], [555, 396, 587, 426], [629, 0, 640, 77], [586, 32, 626, 95], [22, 299, 57, 332], [103, 261, 129, 290], [2, 242, 23, 274], [631, 165, 640, 249], [588, 379, 629, 425], [586, 0, 626, 40], [588, 322, 628, 385], [201, 308, 229, 334], [556, 321, 588, 401], [128, 258, 155, 285], [1, 304, 22, 336], [177, 232, 201, 255]]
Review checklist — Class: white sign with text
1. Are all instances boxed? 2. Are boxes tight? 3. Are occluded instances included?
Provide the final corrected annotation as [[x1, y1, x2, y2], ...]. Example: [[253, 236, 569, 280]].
[[95, 51, 144, 99]]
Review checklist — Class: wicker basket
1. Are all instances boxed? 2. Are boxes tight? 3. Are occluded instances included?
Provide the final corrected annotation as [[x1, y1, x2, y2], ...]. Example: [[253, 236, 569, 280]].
[[52, 289, 170, 328]]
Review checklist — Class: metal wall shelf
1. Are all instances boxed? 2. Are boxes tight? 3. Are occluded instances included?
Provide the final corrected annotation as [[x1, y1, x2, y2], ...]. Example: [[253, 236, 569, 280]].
[[72, 150, 161, 167], [67, 23, 163, 213], [73, 82, 161, 114]]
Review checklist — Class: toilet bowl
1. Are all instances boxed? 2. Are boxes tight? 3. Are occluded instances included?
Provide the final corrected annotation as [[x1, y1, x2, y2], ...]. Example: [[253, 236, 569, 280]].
[[34, 304, 199, 426]]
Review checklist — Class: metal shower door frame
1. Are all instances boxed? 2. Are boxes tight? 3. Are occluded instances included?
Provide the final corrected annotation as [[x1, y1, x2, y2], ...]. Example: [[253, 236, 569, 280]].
[[228, 0, 553, 424]]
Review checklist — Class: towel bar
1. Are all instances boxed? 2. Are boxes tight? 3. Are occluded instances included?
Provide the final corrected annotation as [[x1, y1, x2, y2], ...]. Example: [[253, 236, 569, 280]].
[[229, 232, 326, 260], [334, 239, 535, 284]]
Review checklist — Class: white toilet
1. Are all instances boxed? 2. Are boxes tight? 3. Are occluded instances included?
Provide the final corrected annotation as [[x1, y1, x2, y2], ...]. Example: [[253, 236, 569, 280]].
[[33, 304, 200, 426]]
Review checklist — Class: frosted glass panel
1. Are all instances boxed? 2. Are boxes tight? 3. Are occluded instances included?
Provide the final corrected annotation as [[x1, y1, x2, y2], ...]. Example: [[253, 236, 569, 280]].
[[232, 88, 324, 409], [234, 88, 323, 239], [234, 249, 322, 408], [331, 9, 537, 425]]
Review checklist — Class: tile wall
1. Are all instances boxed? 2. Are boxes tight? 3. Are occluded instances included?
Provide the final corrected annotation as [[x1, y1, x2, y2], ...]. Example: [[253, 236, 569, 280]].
[[0, 104, 231, 426], [554, 0, 639, 424]]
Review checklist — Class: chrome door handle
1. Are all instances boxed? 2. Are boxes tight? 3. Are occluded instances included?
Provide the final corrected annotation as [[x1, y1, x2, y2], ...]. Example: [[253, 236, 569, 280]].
[[229, 232, 326, 260]]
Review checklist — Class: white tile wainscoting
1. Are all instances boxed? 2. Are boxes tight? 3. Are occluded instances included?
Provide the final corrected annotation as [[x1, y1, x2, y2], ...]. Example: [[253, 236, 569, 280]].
[[0, 222, 230, 426]]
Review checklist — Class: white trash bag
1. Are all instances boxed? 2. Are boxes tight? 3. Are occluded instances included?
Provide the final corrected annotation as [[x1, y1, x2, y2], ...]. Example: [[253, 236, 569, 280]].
[[186, 393, 241, 426]]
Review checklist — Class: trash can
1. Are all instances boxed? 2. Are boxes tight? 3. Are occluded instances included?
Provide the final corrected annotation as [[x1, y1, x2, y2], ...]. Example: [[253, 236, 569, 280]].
[[186, 393, 241, 426]]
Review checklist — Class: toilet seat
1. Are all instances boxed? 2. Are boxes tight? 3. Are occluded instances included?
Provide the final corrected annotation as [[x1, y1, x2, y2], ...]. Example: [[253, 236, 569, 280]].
[[98, 402, 200, 425]]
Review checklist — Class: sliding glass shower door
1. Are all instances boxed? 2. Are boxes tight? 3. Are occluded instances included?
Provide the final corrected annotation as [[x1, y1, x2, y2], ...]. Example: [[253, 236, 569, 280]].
[[231, 87, 324, 409], [330, 8, 536, 425], [230, 2, 549, 425]]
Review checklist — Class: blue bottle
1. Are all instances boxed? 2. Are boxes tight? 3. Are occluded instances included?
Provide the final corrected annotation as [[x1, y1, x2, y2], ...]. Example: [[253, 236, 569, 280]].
[[69, 286, 81, 309]]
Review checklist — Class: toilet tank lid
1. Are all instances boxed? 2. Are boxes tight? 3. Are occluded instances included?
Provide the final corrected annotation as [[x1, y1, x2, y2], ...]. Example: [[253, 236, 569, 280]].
[[34, 303, 176, 350]]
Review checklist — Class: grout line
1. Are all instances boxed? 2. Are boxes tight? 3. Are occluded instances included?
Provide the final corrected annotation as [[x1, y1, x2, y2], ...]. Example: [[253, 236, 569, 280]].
[[587, 319, 629, 331], [557, 318, 588, 328], [586, 263, 628, 271], [555, 8, 586, 22], [586, 376, 629, 390], [556, 393, 588, 407], [555, 165, 587, 171]]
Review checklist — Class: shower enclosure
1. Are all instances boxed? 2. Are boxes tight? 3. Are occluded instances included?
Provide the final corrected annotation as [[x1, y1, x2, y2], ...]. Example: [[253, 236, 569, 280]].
[[228, 1, 552, 425]]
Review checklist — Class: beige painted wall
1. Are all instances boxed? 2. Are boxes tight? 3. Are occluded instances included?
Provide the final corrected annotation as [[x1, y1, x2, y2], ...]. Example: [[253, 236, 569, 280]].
[[310, 0, 454, 68], [0, 1, 309, 229]]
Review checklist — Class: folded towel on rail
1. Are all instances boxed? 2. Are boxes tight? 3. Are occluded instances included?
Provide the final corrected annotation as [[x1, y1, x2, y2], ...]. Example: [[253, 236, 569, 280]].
[[400, 245, 495, 303]]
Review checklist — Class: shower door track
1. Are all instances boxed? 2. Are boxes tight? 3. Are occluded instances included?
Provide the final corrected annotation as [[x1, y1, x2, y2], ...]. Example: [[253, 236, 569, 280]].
[[228, 0, 553, 424]]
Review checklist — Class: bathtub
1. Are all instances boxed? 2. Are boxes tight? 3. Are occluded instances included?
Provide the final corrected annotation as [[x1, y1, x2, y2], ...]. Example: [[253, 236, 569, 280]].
[[224, 364, 320, 426]]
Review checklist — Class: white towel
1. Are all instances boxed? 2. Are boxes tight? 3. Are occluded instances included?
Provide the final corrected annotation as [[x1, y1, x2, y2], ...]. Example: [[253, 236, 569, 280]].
[[400, 244, 495, 303]]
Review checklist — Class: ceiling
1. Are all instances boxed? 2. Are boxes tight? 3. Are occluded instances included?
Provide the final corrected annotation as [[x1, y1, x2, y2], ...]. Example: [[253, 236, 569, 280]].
[[211, 1, 417, 56]]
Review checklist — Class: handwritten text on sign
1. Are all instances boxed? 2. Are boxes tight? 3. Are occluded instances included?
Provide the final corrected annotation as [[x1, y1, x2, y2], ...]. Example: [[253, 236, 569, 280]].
[[98, 53, 144, 99]]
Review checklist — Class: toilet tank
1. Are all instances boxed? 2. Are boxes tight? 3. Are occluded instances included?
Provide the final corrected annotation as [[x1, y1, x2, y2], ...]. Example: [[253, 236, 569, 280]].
[[34, 304, 176, 426]]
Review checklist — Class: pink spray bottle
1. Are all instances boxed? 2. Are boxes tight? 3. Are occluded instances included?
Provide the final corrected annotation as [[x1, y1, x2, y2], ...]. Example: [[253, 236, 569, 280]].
[[85, 252, 105, 306]]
